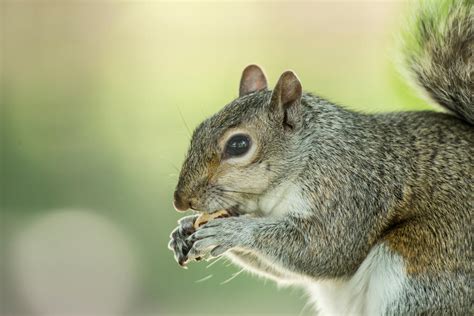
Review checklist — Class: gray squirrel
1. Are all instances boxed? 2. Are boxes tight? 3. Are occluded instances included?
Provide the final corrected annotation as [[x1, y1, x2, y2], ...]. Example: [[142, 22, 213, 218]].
[[168, 0, 473, 314]]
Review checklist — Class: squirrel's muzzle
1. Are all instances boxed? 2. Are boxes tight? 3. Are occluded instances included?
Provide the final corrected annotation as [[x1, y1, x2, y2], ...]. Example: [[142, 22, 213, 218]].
[[173, 190, 191, 212]]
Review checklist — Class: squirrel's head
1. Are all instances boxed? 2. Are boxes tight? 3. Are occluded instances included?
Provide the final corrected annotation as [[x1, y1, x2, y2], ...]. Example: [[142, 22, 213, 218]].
[[173, 65, 304, 216]]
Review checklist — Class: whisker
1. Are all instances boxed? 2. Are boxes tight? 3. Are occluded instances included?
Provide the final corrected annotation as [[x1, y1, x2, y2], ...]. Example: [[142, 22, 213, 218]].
[[298, 297, 314, 316], [214, 192, 246, 206], [218, 187, 283, 199], [206, 256, 224, 268], [214, 195, 228, 210], [158, 156, 180, 173], [219, 191, 260, 206], [195, 274, 213, 283], [217, 194, 241, 207], [176, 104, 192, 140], [219, 188, 261, 196], [220, 269, 244, 285]]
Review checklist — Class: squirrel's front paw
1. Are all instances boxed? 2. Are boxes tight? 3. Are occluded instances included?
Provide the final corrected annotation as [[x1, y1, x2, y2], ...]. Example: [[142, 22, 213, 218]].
[[187, 216, 255, 260], [168, 215, 198, 267]]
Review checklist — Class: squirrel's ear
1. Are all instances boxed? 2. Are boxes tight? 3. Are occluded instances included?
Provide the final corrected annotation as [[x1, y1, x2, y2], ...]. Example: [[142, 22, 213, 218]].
[[270, 70, 302, 129], [239, 64, 268, 97]]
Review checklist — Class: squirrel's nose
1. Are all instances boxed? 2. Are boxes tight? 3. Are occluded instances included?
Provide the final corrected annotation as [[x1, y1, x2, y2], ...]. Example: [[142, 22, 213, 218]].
[[173, 190, 191, 212]]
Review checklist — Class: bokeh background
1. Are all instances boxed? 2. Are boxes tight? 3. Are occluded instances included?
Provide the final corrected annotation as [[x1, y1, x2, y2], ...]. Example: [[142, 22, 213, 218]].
[[2, 1, 432, 315]]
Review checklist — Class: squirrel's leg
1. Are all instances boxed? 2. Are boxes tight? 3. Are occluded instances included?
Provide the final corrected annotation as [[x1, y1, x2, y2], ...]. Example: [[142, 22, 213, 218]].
[[187, 214, 333, 278], [170, 215, 295, 281]]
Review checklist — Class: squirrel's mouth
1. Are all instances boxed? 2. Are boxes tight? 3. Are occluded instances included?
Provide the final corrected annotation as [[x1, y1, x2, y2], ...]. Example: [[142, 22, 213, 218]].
[[193, 206, 241, 229], [195, 205, 241, 218], [205, 205, 240, 217]]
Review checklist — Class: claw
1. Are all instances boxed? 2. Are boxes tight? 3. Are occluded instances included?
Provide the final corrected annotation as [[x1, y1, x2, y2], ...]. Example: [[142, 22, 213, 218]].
[[169, 217, 198, 267], [178, 256, 189, 267]]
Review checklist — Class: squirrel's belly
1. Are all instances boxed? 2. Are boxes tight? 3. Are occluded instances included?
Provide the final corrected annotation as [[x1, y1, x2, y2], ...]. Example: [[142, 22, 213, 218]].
[[306, 245, 407, 315]]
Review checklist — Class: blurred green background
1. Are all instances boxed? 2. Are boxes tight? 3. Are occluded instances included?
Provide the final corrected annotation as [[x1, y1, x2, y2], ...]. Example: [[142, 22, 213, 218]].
[[2, 1, 431, 315]]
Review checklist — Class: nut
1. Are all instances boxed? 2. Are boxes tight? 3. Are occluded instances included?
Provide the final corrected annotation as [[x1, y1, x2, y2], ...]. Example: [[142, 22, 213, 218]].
[[193, 209, 229, 230]]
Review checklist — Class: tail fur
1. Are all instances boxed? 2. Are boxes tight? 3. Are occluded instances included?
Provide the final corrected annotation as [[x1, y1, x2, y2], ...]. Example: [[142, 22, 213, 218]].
[[402, 0, 473, 124]]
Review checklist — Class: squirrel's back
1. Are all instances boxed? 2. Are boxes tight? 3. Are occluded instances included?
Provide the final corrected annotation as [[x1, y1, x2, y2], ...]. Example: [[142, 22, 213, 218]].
[[402, 0, 473, 124]]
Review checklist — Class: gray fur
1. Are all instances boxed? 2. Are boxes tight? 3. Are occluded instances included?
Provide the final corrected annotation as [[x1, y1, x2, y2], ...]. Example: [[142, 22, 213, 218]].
[[169, 0, 473, 314]]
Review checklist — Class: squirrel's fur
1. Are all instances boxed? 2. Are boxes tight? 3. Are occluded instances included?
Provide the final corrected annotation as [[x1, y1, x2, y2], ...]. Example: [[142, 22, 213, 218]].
[[169, 0, 473, 314], [401, 0, 473, 124]]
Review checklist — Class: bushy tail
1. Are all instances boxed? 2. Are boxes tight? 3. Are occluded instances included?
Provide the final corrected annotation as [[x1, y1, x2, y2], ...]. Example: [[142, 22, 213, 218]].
[[401, 0, 473, 124]]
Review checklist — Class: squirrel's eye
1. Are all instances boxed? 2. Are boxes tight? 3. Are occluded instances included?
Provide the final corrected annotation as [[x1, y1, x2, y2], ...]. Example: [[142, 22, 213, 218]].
[[224, 134, 251, 158]]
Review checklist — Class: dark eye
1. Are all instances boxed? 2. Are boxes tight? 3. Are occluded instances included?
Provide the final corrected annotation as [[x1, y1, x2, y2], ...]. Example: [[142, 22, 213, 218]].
[[224, 134, 251, 158]]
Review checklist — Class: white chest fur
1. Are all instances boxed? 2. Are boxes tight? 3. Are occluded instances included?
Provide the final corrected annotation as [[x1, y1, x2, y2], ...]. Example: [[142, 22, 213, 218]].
[[257, 181, 309, 217], [307, 245, 407, 315]]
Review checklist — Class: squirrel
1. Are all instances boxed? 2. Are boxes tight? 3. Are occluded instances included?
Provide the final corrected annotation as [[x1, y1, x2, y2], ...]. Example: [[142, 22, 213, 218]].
[[169, 0, 473, 314]]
